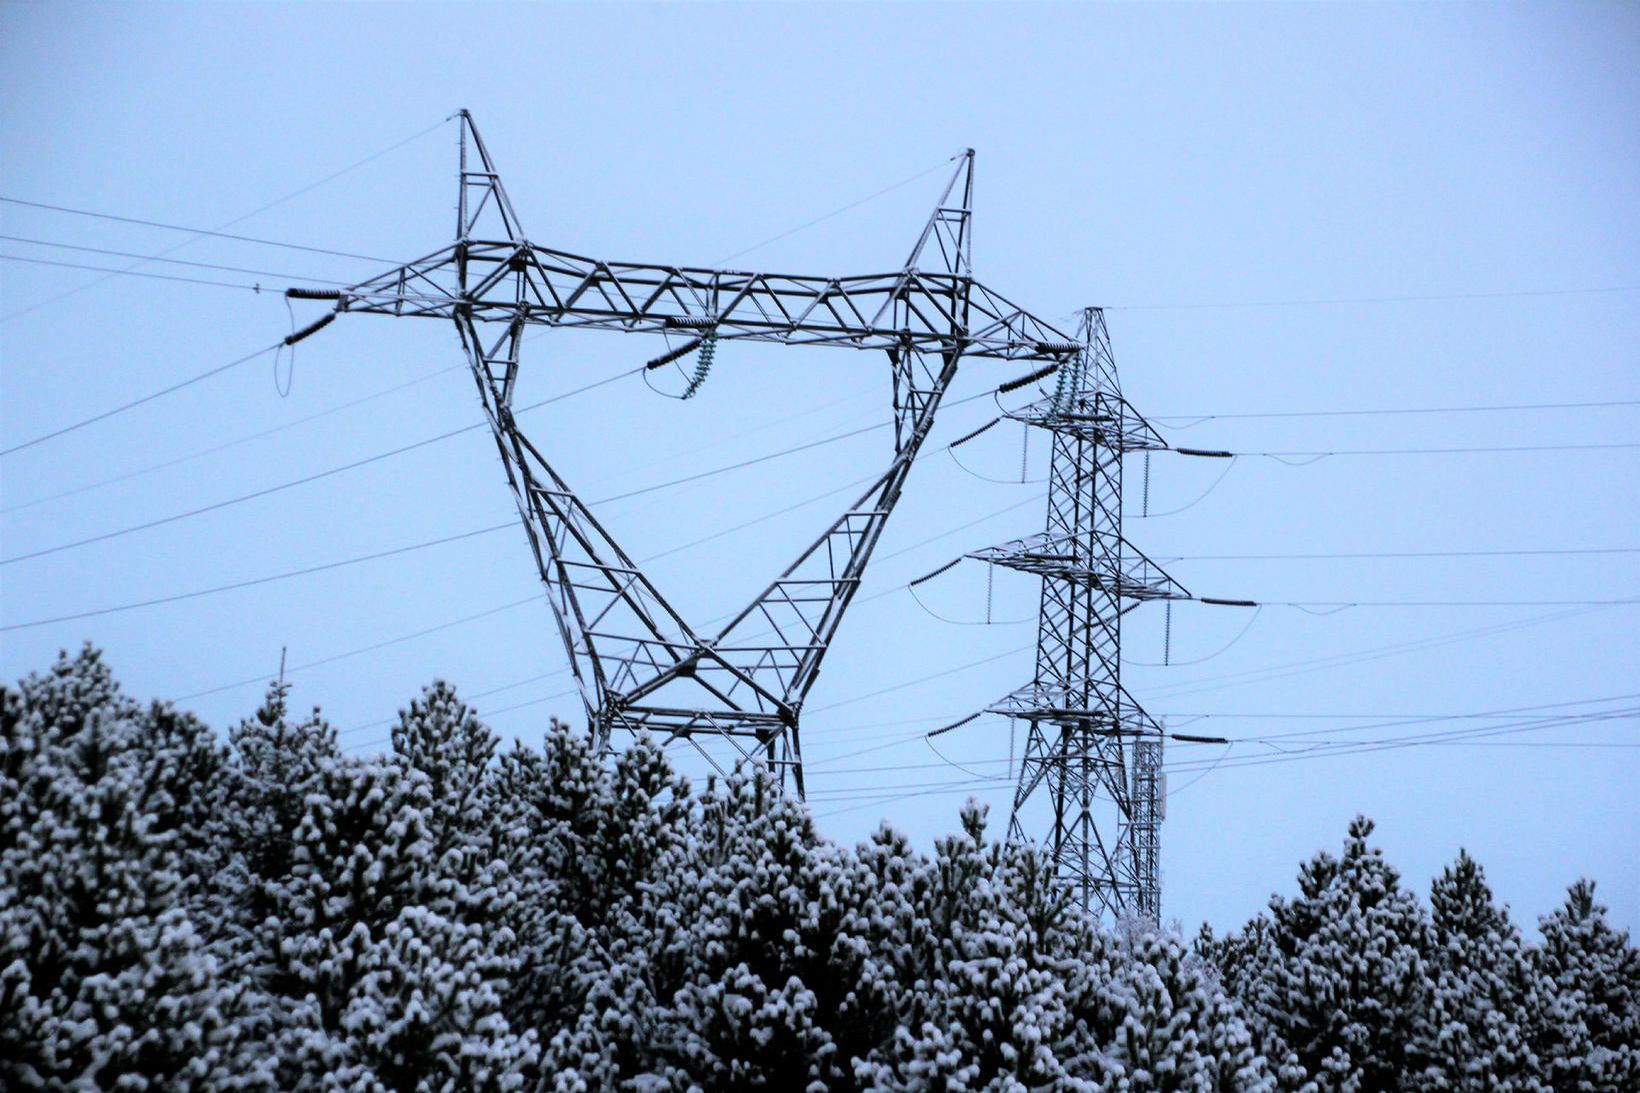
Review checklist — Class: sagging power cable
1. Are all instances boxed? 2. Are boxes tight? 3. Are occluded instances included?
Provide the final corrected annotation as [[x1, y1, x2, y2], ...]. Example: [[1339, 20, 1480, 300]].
[[1153, 396, 1640, 426], [0, 235, 352, 286], [0, 364, 641, 564], [1, 343, 281, 458], [3, 364, 462, 515], [0, 523, 513, 633]]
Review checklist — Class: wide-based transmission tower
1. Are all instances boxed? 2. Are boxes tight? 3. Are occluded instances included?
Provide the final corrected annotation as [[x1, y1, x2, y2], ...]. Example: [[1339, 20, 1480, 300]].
[[285, 111, 1078, 797], [968, 308, 1188, 921]]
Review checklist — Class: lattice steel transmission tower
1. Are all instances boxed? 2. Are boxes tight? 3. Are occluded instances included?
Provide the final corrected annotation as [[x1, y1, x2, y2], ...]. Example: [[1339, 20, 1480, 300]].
[[284, 111, 1079, 798], [967, 308, 1189, 921]]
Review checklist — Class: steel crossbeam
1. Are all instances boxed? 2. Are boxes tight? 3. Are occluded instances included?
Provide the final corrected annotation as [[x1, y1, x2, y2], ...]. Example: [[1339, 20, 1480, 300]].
[[285, 111, 1077, 796]]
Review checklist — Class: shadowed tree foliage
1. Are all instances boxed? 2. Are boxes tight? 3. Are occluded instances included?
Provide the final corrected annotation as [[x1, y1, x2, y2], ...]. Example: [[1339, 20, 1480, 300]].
[[1412, 849, 1546, 1090], [1528, 879, 1640, 1092], [1199, 817, 1435, 1089], [1, 647, 258, 1088]]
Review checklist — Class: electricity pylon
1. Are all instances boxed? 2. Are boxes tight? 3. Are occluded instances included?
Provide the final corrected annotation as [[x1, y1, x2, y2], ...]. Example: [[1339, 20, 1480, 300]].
[[284, 111, 1078, 796], [968, 308, 1188, 920]]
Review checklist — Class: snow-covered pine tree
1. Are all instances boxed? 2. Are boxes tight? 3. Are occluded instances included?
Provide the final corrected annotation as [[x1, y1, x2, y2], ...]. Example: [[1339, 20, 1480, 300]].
[[842, 821, 940, 1057], [392, 681, 495, 854], [642, 773, 847, 1089], [1411, 849, 1546, 1091], [283, 753, 540, 1087], [1215, 816, 1435, 1090], [553, 734, 699, 1083], [1527, 879, 1640, 1092], [852, 802, 1076, 1089], [0, 647, 255, 1088], [1196, 916, 1311, 1089], [391, 680, 517, 927], [1058, 919, 1278, 1091], [224, 680, 538, 1089], [222, 678, 343, 931], [492, 721, 678, 1075]]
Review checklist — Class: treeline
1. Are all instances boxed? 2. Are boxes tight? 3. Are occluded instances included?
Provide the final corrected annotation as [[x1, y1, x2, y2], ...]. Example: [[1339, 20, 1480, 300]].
[[2, 646, 1635, 1090]]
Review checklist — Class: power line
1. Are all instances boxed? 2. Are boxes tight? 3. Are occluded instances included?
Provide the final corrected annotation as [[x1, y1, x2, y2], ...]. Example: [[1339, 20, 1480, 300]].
[[17, 491, 1628, 716], [876, 495, 1043, 565], [1232, 441, 1640, 459], [797, 617, 1640, 820], [812, 783, 1005, 820], [711, 736, 1640, 813], [0, 371, 1016, 565], [2, 364, 464, 514], [1, 417, 484, 565], [1168, 546, 1640, 561], [1227, 711, 1640, 755], [149, 464, 1045, 713], [1163, 710, 1632, 719], [2, 359, 969, 518], [805, 706, 1640, 819], [0, 366, 640, 564], [172, 595, 541, 704], [5, 445, 901, 635], [340, 669, 572, 739], [292, 520, 1636, 738], [0, 206, 384, 266], [638, 466, 884, 565], [312, 570, 1632, 762], [1140, 606, 1607, 702], [1173, 692, 1640, 748], [792, 728, 1640, 779], [5, 336, 866, 514], [18, 399, 1029, 724], [10, 399, 1047, 736], [0, 252, 276, 292], [589, 383, 1011, 507], [593, 419, 886, 505], [0, 343, 280, 458], [1374, 741, 1640, 749], [1103, 284, 1640, 312], [1164, 707, 1640, 774], [808, 644, 1033, 713], [807, 774, 1011, 800], [1153, 397, 1640, 424], [4, 317, 1626, 551], [0, 113, 446, 323], [0, 523, 513, 633], [34, 391, 1624, 725], [0, 234, 352, 285], [248, 486, 1048, 734], [818, 719, 1640, 820], [371, 486, 1050, 731], [1259, 598, 1640, 608], [711, 156, 957, 266], [839, 696, 1640, 763]]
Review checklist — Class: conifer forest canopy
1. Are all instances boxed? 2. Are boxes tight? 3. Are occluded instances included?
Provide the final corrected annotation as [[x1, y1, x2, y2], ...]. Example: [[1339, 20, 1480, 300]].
[[1, 3, 1635, 951], [2, 647, 1636, 1089]]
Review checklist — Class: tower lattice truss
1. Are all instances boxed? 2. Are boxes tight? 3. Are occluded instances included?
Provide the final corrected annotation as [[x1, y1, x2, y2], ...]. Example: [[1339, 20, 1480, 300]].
[[968, 309, 1188, 921], [285, 112, 1081, 797]]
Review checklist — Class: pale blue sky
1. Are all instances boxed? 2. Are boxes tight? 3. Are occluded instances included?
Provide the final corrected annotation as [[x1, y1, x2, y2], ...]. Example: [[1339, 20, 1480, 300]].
[[2, 1, 1636, 933]]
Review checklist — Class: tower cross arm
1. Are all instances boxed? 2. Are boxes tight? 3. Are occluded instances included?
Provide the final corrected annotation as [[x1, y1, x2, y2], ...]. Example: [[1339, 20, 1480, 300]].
[[302, 243, 1076, 362]]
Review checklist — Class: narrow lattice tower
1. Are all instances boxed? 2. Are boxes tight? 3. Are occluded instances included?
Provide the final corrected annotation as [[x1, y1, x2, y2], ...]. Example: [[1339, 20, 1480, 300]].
[[968, 308, 1188, 921]]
